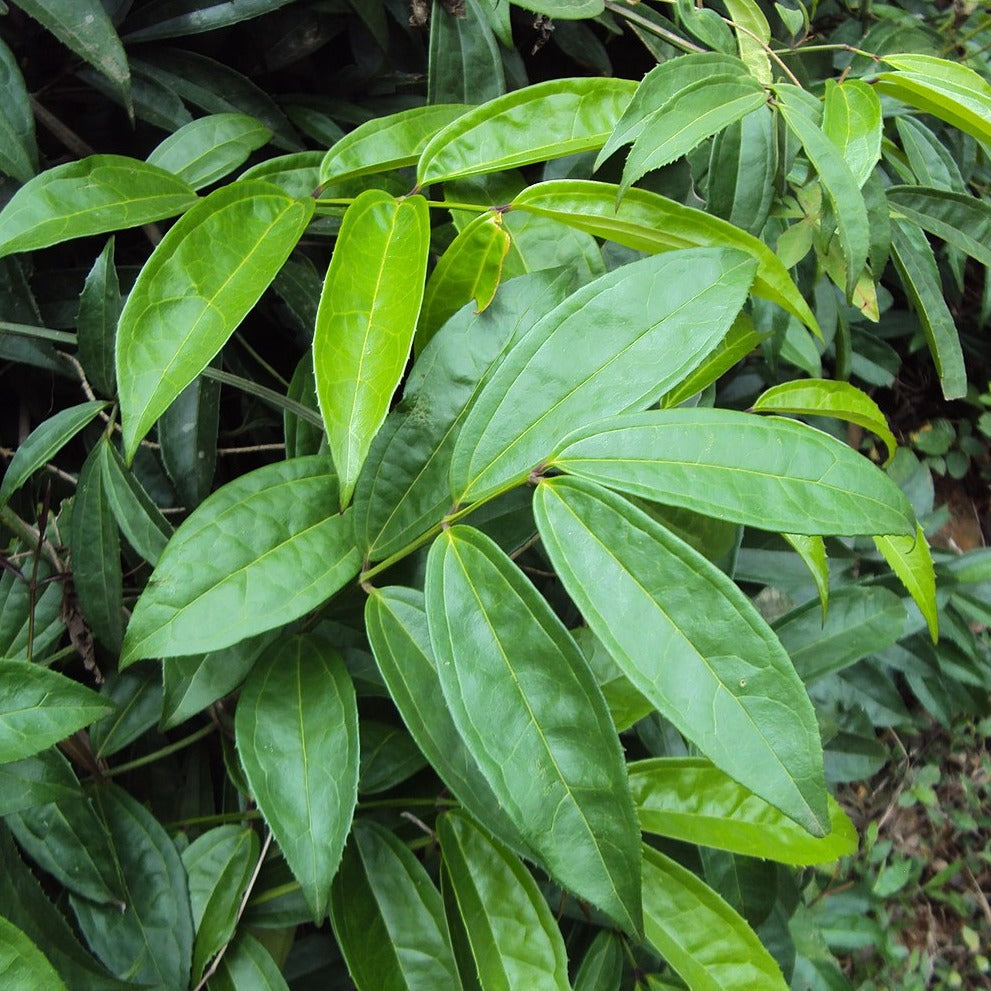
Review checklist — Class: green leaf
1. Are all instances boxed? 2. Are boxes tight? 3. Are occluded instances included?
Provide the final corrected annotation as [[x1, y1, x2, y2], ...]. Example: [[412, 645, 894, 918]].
[[0, 38, 38, 182], [451, 248, 757, 505], [358, 721, 426, 794], [14, 0, 129, 95], [122, 457, 360, 662], [438, 811, 570, 991], [123, 0, 297, 42], [511, 0, 603, 16], [69, 785, 192, 990], [207, 932, 289, 991], [629, 758, 857, 866], [751, 379, 897, 466], [418, 78, 636, 185], [875, 524, 938, 643], [0, 559, 64, 662], [776, 86, 870, 300], [573, 930, 623, 991], [0, 916, 69, 991], [893, 117, 964, 192], [642, 844, 788, 990], [235, 634, 359, 922], [533, 476, 828, 835], [889, 218, 967, 400], [511, 180, 818, 333], [364, 586, 535, 858], [147, 113, 272, 190], [319, 104, 469, 185], [723, 0, 772, 84], [416, 211, 511, 352], [284, 356, 324, 459], [886, 185, 991, 269], [76, 239, 121, 398], [822, 79, 881, 188], [158, 369, 221, 510], [428, 0, 505, 106], [240, 151, 321, 198], [116, 180, 313, 462], [783, 533, 830, 617], [707, 107, 777, 236], [0, 400, 106, 507], [772, 586, 906, 683], [0, 157, 196, 259], [573, 626, 653, 732], [550, 409, 915, 537], [330, 819, 461, 991], [314, 190, 430, 508], [71, 442, 123, 652], [426, 527, 643, 935], [181, 825, 259, 980], [88, 665, 163, 759], [0, 748, 82, 818], [99, 440, 172, 566]]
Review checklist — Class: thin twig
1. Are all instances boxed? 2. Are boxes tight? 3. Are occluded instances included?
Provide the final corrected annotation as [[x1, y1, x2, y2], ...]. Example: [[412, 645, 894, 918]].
[[0, 449, 77, 487], [727, 17, 803, 87], [30, 96, 96, 158], [217, 443, 286, 456], [603, 1, 705, 54]]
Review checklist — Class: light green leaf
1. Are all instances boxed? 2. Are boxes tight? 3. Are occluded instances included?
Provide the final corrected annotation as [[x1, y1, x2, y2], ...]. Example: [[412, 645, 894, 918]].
[[122, 457, 360, 662], [320, 104, 469, 185], [314, 190, 430, 508], [875, 524, 938, 643], [416, 211, 511, 352], [723, 0, 772, 84], [364, 586, 536, 859], [533, 476, 828, 835], [893, 117, 965, 192], [642, 844, 788, 990], [776, 85, 870, 299], [418, 78, 636, 185], [451, 248, 758, 505], [889, 218, 966, 400], [76, 238, 121, 398], [207, 932, 289, 991], [0, 38, 38, 182], [0, 916, 69, 991], [629, 758, 857, 865], [783, 533, 830, 617], [330, 819, 461, 991], [822, 79, 881, 188], [751, 379, 897, 465], [117, 180, 313, 462], [0, 749, 82, 818], [510, 0, 603, 16], [182, 826, 259, 980], [0, 157, 195, 259], [511, 180, 818, 333], [235, 634, 359, 923], [550, 409, 916, 537], [240, 150, 321, 198], [707, 107, 777, 236], [439, 811, 570, 991], [0, 400, 106, 507], [886, 185, 991, 268], [772, 586, 906, 683], [426, 527, 643, 935], [147, 113, 272, 190], [15, 0, 129, 95]]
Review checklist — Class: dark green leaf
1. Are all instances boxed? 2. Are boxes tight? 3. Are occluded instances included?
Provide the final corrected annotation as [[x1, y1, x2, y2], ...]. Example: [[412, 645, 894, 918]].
[[0, 558, 64, 662], [0, 37, 38, 182], [76, 239, 121, 398], [0, 748, 82, 817], [88, 664, 163, 759], [0, 916, 69, 991], [358, 721, 427, 794], [123, 0, 297, 42], [886, 185, 991, 269], [707, 107, 777, 236], [573, 930, 623, 991], [208, 932, 289, 991], [428, 0, 505, 106], [158, 370, 221, 510]]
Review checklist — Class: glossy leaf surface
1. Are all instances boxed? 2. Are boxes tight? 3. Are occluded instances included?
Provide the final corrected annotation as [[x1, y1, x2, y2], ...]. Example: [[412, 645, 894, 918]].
[[874, 524, 938, 643], [122, 457, 360, 661], [0, 916, 69, 991], [0, 157, 195, 259], [629, 758, 857, 865], [426, 527, 643, 934], [534, 476, 828, 834], [451, 248, 757, 504], [117, 180, 313, 461], [551, 409, 915, 537], [822, 79, 881, 188], [314, 190, 430, 507], [235, 634, 359, 922], [439, 811, 570, 991]]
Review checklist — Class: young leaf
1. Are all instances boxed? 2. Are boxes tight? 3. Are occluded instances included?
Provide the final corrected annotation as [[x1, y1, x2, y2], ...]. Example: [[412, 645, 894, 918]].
[[0, 748, 82, 818], [320, 104, 469, 185], [330, 819, 462, 991], [629, 758, 857, 865], [235, 634, 359, 922], [0, 38, 38, 183], [417, 78, 636, 185], [426, 527, 643, 935], [723, 0, 773, 84], [533, 476, 829, 835], [0, 157, 196, 259], [0, 400, 106, 507], [69, 785, 193, 990], [451, 248, 758, 505], [550, 409, 915, 537], [147, 113, 272, 190], [439, 811, 570, 991], [313, 190, 430, 508], [122, 457, 360, 662], [117, 180, 313, 462], [822, 79, 882, 188], [0, 916, 69, 991], [642, 845, 788, 990], [751, 379, 897, 465], [875, 524, 938, 643], [76, 238, 121, 398], [889, 218, 967, 400], [511, 180, 817, 333]]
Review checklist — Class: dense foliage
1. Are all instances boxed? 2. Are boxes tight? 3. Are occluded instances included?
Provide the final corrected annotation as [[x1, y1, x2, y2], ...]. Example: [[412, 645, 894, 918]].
[[1, 1, 989, 989]]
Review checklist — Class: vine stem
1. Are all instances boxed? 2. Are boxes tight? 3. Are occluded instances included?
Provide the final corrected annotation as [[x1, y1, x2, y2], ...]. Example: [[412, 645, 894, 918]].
[[102, 723, 216, 778], [725, 16, 803, 88]]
